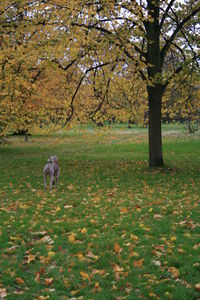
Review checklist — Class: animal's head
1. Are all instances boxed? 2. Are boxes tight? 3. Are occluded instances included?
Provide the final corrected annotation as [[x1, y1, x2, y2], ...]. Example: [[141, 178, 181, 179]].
[[50, 155, 58, 163]]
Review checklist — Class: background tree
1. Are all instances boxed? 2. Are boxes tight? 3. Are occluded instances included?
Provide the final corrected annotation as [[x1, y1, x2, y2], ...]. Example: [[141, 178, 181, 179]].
[[32, 0, 199, 166], [1, 1, 200, 165]]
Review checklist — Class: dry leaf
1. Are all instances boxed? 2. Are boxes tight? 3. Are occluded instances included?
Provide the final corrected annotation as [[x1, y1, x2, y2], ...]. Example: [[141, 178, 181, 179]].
[[168, 267, 180, 278], [0, 288, 7, 299], [64, 205, 73, 209], [80, 271, 90, 281], [129, 251, 139, 258], [133, 259, 144, 268], [86, 251, 99, 260], [35, 273, 40, 282], [48, 251, 55, 258], [81, 228, 87, 234], [45, 277, 53, 286], [55, 206, 61, 212], [114, 243, 123, 254], [154, 214, 163, 219], [36, 236, 54, 245], [152, 260, 161, 266], [68, 233, 76, 243], [120, 207, 128, 214], [15, 277, 24, 285], [113, 264, 124, 280], [195, 283, 200, 292], [26, 254, 36, 264], [130, 234, 139, 241]]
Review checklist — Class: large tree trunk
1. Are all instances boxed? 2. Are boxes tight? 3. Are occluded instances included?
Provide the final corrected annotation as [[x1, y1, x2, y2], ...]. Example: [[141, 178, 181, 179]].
[[148, 85, 164, 167], [146, 0, 164, 167]]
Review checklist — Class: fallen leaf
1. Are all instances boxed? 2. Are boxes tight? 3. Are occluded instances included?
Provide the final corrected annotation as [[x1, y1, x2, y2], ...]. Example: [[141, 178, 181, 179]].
[[15, 277, 24, 285], [114, 243, 123, 254], [35, 273, 40, 282], [130, 234, 139, 241], [168, 267, 180, 278], [86, 251, 99, 261], [154, 214, 163, 219], [152, 260, 161, 266], [195, 283, 200, 292], [48, 251, 55, 258], [0, 288, 7, 299], [45, 277, 53, 286], [133, 259, 144, 268], [26, 254, 36, 264], [129, 251, 139, 258], [68, 233, 76, 243], [36, 236, 54, 245], [81, 228, 87, 234], [113, 264, 124, 280], [120, 207, 128, 214], [55, 206, 61, 212], [80, 271, 90, 281], [64, 205, 73, 209]]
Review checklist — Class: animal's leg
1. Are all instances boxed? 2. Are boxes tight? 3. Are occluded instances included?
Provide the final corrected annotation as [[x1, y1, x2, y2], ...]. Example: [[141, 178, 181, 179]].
[[55, 175, 58, 187], [50, 173, 54, 190], [44, 174, 47, 189]]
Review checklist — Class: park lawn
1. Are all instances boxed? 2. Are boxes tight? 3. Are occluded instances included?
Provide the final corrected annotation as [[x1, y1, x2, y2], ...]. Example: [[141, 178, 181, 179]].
[[0, 125, 200, 300]]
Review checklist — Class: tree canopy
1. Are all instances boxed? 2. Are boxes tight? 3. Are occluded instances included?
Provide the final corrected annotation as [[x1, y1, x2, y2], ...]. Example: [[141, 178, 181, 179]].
[[1, 0, 200, 163]]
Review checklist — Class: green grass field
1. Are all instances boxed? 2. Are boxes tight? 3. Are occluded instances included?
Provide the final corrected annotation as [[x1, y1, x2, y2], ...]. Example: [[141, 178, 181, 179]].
[[0, 125, 200, 300]]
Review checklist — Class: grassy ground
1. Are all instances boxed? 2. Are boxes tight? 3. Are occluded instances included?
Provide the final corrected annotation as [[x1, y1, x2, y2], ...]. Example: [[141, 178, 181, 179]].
[[0, 125, 200, 300]]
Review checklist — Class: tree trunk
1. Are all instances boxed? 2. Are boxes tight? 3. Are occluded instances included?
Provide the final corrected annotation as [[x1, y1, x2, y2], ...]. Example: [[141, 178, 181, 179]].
[[146, 0, 164, 167], [24, 129, 28, 142], [148, 85, 164, 167]]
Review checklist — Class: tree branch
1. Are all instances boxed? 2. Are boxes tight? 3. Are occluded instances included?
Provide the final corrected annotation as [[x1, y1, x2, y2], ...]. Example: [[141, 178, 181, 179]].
[[160, 0, 176, 29], [161, 5, 200, 63]]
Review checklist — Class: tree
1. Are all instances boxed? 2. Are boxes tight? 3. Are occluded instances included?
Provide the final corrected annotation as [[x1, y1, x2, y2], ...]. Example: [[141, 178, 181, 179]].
[[1, 1, 200, 165], [35, 0, 199, 166]]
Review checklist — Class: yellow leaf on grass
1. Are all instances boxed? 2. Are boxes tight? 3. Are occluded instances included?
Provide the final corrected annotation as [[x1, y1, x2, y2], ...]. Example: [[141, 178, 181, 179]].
[[149, 292, 157, 298], [120, 207, 128, 214], [48, 251, 55, 258], [80, 271, 90, 281], [68, 233, 76, 243], [114, 243, 123, 254], [45, 277, 53, 286], [168, 267, 180, 278], [133, 259, 144, 268], [113, 264, 124, 280], [15, 277, 24, 285], [55, 206, 61, 212], [130, 234, 139, 241], [77, 253, 84, 261], [129, 251, 139, 258], [81, 228, 87, 234], [26, 254, 36, 264]]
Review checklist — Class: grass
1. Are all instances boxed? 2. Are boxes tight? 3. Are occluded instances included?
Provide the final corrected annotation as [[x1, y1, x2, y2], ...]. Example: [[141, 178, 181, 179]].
[[0, 124, 200, 300]]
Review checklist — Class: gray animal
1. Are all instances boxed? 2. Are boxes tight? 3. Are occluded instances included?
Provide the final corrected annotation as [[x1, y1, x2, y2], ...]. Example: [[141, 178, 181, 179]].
[[43, 155, 60, 189]]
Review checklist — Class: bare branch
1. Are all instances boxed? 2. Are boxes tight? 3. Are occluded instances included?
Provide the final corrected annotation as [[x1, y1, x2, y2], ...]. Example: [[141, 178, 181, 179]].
[[160, 0, 176, 29], [161, 5, 200, 63]]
